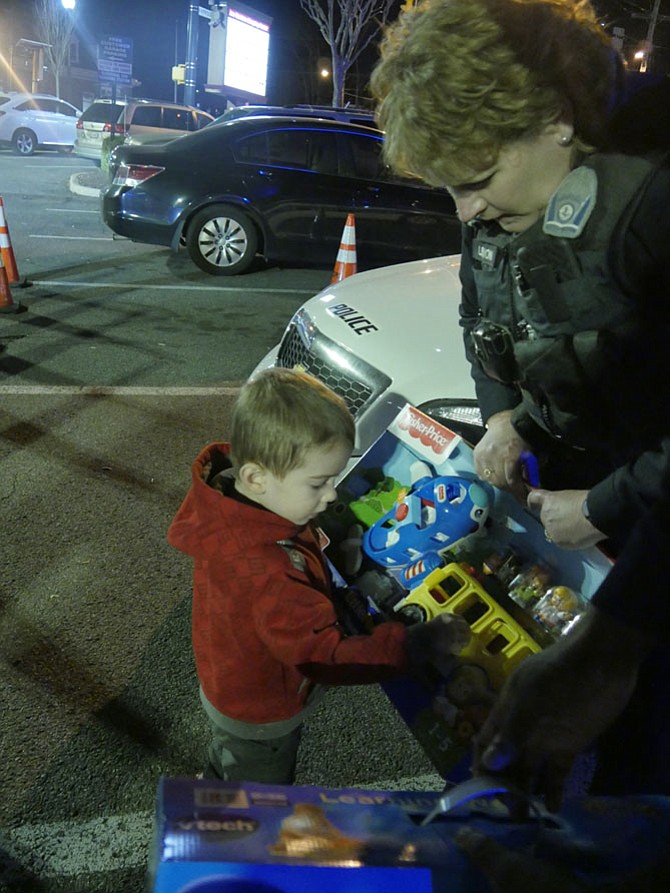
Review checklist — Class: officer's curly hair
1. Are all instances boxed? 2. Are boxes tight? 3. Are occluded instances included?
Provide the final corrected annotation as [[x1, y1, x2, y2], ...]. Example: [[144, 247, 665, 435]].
[[370, 0, 620, 185]]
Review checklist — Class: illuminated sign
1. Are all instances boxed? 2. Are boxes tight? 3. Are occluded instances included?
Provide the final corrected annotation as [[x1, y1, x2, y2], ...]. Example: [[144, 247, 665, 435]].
[[223, 7, 270, 96]]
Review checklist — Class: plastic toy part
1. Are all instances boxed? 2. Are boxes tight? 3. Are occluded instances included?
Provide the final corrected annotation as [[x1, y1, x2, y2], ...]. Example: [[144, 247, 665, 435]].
[[348, 476, 408, 528], [362, 476, 490, 571], [532, 585, 587, 638], [507, 564, 552, 611], [402, 552, 445, 589], [395, 563, 541, 689]]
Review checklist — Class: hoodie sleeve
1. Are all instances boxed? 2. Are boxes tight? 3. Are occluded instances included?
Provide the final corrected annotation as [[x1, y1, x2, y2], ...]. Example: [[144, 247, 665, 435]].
[[251, 571, 410, 684]]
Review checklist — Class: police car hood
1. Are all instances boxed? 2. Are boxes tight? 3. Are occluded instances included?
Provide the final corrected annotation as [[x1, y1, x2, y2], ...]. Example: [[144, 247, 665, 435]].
[[297, 254, 475, 404]]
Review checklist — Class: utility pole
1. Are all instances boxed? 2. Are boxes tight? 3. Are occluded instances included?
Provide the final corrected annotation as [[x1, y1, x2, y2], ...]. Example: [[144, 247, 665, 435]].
[[632, 0, 670, 73], [184, 1, 199, 106]]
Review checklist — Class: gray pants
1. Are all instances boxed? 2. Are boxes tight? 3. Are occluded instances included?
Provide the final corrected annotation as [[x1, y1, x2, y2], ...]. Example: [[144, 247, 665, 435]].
[[206, 721, 302, 784]]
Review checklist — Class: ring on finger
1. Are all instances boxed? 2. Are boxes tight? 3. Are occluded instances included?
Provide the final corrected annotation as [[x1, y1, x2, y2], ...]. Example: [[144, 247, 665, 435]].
[[483, 468, 493, 479]]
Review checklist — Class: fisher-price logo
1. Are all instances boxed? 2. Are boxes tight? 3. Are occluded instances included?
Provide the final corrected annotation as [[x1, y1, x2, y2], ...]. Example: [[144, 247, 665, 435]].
[[397, 406, 459, 456]]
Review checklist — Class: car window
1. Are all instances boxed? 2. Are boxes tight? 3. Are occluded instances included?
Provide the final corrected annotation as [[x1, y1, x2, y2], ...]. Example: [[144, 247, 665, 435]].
[[162, 107, 191, 130], [235, 129, 301, 167], [17, 98, 47, 112], [129, 105, 162, 127], [193, 111, 212, 130], [234, 128, 339, 174], [346, 133, 386, 179], [55, 100, 77, 117], [81, 103, 125, 123], [306, 132, 339, 175]]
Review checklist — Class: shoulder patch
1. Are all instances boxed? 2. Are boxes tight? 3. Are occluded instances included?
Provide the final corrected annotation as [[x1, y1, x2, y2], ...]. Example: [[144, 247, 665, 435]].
[[543, 166, 598, 239]]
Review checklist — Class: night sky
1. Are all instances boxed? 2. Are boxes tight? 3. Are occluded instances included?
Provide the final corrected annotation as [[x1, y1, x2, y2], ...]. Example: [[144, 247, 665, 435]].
[[3, 1, 667, 106], [76, 0, 296, 104]]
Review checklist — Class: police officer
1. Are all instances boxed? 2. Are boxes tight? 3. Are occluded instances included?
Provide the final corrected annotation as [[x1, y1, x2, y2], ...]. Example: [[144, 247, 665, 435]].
[[371, 0, 670, 554]]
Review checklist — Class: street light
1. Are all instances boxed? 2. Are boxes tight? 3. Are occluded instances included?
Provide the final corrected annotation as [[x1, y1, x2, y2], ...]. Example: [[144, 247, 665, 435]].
[[61, 0, 76, 8]]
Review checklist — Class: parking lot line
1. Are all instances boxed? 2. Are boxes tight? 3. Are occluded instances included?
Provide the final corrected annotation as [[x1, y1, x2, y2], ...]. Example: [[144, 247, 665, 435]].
[[0, 385, 243, 396], [32, 279, 318, 294], [30, 234, 111, 241]]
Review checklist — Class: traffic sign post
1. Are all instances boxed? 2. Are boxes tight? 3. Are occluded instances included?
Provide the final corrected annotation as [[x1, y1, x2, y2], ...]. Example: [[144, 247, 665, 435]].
[[97, 35, 133, 101]]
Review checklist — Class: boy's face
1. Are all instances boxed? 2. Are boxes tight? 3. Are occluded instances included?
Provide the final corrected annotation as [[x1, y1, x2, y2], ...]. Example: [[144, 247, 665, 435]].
[[257, 440, 352, 526]]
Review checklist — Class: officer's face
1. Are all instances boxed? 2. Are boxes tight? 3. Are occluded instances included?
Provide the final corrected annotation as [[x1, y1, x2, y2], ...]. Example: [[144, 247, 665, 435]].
[[445, 123, 575, 233]]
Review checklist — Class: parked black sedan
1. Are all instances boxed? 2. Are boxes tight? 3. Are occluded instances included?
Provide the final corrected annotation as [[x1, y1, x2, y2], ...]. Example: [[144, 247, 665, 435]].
[[101, 115, 461, 276]]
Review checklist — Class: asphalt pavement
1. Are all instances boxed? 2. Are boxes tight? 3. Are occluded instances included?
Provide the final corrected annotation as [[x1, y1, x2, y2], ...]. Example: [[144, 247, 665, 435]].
[[0, 163, 443, 893]]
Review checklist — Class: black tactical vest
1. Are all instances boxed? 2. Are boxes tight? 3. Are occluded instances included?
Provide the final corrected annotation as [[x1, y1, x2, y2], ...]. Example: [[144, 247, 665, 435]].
[[468, 153, 664, 452]]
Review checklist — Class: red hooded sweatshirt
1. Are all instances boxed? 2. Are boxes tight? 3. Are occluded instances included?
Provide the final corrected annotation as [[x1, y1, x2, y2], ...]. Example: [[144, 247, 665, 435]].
[[167, 443, 409, 725]]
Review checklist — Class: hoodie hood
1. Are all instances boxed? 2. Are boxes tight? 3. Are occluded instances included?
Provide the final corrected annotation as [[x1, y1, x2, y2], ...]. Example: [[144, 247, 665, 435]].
[[167, 442, 302, 562]]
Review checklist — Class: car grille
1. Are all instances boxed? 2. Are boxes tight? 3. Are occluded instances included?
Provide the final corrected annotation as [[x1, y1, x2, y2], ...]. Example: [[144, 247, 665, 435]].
[[276, 309, 390, 418]]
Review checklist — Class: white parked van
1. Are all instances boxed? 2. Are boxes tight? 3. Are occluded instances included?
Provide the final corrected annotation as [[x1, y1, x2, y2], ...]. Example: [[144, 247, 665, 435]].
[[251, 255, 483, 460]]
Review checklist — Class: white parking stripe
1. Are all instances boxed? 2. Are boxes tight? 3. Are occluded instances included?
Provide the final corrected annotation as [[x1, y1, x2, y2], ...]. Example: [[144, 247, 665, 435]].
[[45, 208, 100, 213], [31, 279, 317, 294], [30, 234, 111, 241], [0, 385, 243, 396]]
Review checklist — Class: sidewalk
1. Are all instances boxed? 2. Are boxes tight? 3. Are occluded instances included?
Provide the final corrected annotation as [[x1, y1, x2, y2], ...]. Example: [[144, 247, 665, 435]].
[[69, 167, 108, 197]]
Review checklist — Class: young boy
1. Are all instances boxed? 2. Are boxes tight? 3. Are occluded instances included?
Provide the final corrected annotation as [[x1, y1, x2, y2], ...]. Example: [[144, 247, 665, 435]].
[[168, 368, 469, 784]]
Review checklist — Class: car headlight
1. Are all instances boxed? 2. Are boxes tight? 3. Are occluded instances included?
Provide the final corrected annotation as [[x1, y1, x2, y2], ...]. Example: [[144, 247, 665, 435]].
[[416, 399, 484, 446]]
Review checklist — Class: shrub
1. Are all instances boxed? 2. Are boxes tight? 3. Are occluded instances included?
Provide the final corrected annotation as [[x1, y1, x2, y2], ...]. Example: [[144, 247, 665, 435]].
[[101, 135, 126, 171]]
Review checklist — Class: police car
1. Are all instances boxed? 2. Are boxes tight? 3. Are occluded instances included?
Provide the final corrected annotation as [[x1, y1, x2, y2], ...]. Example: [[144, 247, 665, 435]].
[[250, 254, 483, 461]]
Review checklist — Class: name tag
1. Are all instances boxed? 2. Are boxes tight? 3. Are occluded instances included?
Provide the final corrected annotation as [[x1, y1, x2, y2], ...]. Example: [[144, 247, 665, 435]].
[[474, 240, 500, 270]]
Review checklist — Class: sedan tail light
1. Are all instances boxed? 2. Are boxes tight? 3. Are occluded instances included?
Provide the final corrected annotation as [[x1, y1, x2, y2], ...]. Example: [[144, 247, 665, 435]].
[[112, 163, 165, 187]]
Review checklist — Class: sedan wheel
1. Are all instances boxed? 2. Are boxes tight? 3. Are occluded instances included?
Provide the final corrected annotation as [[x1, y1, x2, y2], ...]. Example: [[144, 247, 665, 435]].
[[186, 204, 258, 275], [13, 129, 37, 156]]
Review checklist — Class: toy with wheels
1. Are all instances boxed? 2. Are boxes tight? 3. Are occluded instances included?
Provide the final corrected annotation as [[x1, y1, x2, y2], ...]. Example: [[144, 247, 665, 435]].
[[362, 475, 489, 572]]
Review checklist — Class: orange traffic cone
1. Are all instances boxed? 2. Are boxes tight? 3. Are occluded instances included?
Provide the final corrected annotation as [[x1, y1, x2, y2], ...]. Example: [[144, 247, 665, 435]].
[[0, 195, 19, 283], [331, 213, 357, 283], [0, 253, 25, 313]]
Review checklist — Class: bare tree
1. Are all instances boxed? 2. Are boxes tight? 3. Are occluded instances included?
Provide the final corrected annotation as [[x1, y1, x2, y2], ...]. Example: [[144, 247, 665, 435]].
[[299, 0, 396, 107], [34, 0, 76, 98]]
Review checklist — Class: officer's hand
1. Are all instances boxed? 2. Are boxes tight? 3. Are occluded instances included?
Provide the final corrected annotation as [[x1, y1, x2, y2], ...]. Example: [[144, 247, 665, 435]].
[[473, 411, 529, 498], [472, 609, 642, 810], [527, 489, 604, 550], [456, 827, 584, 893]]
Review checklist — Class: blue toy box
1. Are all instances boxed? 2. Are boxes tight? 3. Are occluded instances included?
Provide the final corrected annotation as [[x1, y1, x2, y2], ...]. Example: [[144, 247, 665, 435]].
[[149, 777, 670, 893], [319, 405, 613, 780]]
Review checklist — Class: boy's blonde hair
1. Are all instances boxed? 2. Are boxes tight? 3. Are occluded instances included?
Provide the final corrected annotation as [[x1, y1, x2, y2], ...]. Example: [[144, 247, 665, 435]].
[[371, 0, 618, 186], [230, 368, 355, 479]]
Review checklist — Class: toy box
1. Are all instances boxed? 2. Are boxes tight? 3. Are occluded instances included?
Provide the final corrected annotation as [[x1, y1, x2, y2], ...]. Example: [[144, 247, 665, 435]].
[[149, 776, 670, 893], [319, 404, 613, 780]]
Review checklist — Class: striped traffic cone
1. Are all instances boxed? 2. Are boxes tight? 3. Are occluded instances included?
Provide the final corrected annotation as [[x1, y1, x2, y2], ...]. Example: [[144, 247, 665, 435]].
[[331, 213, 357, 283], [0, 195, 20, 283], [0, 252, 25, 313]]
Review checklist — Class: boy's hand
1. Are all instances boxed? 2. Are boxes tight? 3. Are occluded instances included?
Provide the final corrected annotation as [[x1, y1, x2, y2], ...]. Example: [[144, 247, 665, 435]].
[[405, 614, 471, 674]]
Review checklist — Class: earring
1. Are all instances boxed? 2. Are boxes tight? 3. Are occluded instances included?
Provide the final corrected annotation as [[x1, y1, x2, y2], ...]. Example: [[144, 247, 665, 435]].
[[559, 133, 574, 146]]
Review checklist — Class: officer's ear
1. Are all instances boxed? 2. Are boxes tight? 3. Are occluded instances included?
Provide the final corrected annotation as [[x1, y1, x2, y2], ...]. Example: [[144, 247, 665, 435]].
[[237, 461, 268, 495], [549, 107, 574, 147]]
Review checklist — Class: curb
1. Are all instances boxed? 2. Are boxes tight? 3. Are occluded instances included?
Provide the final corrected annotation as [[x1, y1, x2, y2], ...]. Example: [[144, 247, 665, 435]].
[[68, 172, 103, 198]]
